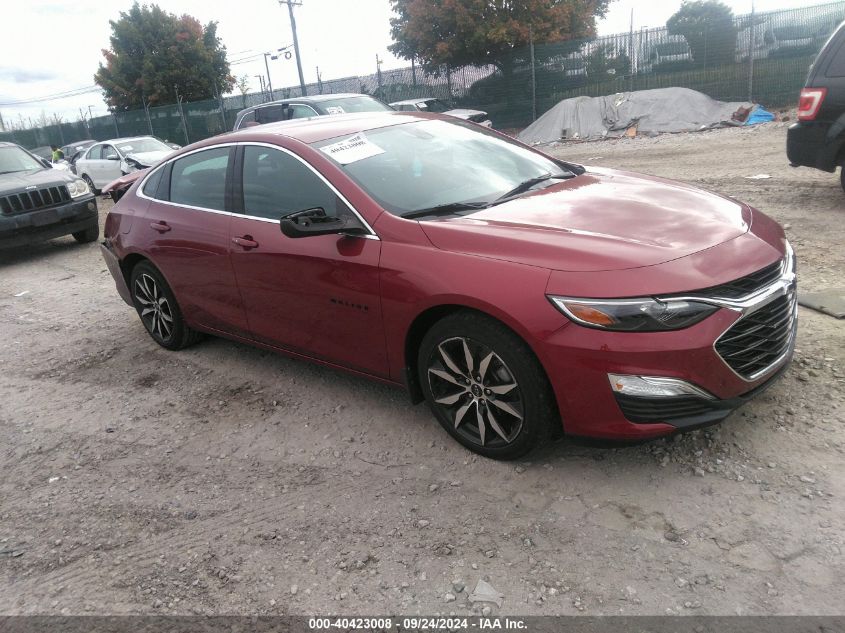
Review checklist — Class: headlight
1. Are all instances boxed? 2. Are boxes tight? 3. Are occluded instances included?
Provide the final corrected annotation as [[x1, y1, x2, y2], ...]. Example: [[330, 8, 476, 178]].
[[548, 296, 718, 332], [125, 158, 143, 170], [67, 179, 90, 198]]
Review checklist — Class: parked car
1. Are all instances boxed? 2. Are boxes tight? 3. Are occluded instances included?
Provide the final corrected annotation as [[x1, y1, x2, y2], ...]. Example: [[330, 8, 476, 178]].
[[390, 98, 492, 127], [786, 21, 845, 191], [233, 93, 393, 131], [61, 140, 97, 174], [0, 142, 98, 248], [101, 111, 796, 460], [640, 37, 693, 73], [75, 136, 174, 193]]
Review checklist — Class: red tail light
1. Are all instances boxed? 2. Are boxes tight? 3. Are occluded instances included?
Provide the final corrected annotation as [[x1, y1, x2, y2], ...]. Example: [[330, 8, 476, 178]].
[[797, 88, 827, 121]]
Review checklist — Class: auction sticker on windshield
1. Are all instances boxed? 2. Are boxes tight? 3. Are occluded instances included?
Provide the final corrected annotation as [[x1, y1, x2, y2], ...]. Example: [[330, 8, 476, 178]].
[[320, 133, 384, 164]]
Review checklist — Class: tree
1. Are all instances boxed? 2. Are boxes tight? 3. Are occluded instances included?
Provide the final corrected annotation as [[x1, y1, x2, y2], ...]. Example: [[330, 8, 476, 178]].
[[584, 44, 631, 79], [236, 74, 251, 96], [95, 3, 234, 110], [388, 0, 610, 76], [667, 1, 737, 67]]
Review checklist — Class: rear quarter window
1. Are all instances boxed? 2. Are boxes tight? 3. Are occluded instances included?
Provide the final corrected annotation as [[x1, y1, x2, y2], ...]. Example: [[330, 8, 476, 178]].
[[825, 36, 845, 77]]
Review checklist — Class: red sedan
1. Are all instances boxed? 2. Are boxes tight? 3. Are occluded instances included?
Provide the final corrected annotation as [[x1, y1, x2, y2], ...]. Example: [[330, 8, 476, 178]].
[[101, 111, 797, 459]]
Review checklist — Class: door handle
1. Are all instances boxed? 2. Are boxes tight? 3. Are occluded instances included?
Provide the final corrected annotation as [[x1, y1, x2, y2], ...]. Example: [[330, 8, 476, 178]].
[[150, 221, 171, 233], [232, 235, 259, 249]]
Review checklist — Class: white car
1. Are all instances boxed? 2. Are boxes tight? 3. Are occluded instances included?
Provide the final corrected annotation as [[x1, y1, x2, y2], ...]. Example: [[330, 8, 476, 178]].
[[75, 136, 174, 192], [390, 98, 492, 127]]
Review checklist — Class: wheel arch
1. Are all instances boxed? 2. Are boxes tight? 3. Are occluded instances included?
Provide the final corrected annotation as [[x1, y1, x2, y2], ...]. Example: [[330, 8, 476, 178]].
[[403, 303, 554, 412]]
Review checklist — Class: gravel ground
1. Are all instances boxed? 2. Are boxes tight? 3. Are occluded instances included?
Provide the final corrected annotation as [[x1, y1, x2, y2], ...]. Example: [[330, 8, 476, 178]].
[[0, 121, 843, 616]]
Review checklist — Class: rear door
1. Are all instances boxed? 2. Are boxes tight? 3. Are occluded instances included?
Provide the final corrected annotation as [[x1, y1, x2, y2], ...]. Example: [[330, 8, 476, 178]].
[[141, 145, 250, 337], [77, 144, 102, 182], [228, 143, 388, 377]]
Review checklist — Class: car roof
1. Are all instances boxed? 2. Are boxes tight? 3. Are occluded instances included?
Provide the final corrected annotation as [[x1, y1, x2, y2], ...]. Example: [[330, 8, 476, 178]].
[[390, 98, 436, 106], [215, 111, 434, 145], [95, 136, 158, 145]]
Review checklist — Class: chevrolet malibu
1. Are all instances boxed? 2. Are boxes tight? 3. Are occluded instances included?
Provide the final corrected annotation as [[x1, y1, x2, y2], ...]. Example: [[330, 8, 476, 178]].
[[101, 111, 797, 460]]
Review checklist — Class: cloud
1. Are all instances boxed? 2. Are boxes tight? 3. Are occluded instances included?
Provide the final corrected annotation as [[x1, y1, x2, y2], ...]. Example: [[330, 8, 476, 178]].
[[0, 67, 59, 83]]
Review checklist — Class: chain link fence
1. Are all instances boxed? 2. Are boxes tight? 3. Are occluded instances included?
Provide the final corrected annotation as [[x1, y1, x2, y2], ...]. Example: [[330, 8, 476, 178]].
[[2, 1, 843, 148]]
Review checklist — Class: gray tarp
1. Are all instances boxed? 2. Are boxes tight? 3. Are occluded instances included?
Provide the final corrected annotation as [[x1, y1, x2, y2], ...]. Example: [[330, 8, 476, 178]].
[[518, 87, 752, 144]]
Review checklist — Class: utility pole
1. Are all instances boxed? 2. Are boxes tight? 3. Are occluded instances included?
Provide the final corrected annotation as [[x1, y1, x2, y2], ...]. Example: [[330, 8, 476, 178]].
[[174, 85, 189, 145], [529, 25, 536, 123], [279, 0, 307, 96], [263, 52, 274, 98], [255, 74, 267, 101], [376, 54, 383, 89], [748, 0, 756, 102]]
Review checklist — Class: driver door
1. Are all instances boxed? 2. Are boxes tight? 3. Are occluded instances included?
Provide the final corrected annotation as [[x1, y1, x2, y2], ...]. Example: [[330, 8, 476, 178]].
[[100, 144, 123, 187], [228, 144, 388, 377]]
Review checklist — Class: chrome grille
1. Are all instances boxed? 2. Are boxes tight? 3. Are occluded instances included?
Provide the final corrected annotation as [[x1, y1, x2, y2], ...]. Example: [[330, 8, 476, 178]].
[[0, 185, 70, 215], [715, 290, 797, 380]]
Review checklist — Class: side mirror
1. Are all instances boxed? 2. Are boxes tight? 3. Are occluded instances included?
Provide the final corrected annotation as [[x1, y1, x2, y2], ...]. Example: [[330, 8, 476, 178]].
[[40, 158, 53, 169], [106, 154, 120, 161], [280, 207, 367, 238]]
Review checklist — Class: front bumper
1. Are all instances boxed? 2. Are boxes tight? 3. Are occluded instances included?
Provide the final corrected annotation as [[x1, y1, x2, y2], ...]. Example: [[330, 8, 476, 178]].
[[538, 255, 797, 441], [0, 195, 98, 249]]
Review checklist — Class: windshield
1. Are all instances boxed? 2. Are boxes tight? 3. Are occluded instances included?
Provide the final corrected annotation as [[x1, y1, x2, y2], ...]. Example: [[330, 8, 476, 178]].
[[0, 146, 46, 174], [312, 119, 573, 216], [318, 96, 393, 114], [115, 138, 171, 155]]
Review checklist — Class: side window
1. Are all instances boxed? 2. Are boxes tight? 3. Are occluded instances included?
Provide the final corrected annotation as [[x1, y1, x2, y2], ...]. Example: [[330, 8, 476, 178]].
[[103, 145, 119, 160], [142, 166, 165, 199], [170, 148, 230, 211], [256, 105, 287, 124], [241, 146, 341, 221], [87, 145, 103, 160], [825, 39, 845, 77], [288, 105, 316, 119]]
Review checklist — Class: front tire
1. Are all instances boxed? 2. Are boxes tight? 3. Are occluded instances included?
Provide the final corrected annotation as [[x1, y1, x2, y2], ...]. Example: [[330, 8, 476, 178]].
[[72, 222, 99, 243], [81, 174, 100, 195], [418, 311, 557, 460], [129, 261, 202, 350]]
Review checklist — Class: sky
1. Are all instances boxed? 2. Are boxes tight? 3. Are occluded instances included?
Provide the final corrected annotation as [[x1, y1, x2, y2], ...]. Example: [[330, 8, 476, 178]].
[[0, 0, 831, 128]]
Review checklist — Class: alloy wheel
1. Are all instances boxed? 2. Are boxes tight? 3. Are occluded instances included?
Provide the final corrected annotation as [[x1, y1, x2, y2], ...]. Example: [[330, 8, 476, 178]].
[[134, 273, 174, 342], [427, 336, 524, 448]]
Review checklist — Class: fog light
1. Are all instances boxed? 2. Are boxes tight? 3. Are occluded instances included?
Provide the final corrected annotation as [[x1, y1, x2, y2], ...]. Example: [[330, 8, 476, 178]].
[[608, 374, 714, 399]]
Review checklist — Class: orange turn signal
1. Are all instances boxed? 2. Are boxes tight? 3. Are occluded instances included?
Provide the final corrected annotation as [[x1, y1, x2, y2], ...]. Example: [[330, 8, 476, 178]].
[[564, 303, 616, 326]]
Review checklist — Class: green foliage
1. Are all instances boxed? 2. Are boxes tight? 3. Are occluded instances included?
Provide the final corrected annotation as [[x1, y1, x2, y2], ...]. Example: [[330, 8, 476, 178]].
[[389, 0, 610, 74], [667, 1, 737, 67], [95, 2, 234, 110], [584, 44, 631, 79]]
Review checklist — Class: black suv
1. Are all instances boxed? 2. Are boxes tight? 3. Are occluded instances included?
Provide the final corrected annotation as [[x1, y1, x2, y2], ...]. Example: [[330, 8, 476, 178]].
[[0, 142, 99, 248], [786, 21, 845, 191]]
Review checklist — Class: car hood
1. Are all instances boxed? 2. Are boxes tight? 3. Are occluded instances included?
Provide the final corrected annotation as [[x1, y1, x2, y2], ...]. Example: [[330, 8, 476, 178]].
[[419, 167, 752, 272], [445, 108, 488, 119], [0, 168, 77, 191], [125, 150, 172, 166]]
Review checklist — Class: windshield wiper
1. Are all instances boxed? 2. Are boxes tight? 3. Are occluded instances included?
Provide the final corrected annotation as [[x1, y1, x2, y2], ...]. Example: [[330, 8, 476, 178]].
[[401, 201, 490, 220], [495, 172, 573, 202]]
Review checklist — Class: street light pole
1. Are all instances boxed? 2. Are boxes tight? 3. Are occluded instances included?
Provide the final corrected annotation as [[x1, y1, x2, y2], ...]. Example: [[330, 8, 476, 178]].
[[263, 53, 274, 98], [279, 0, 307, 96]]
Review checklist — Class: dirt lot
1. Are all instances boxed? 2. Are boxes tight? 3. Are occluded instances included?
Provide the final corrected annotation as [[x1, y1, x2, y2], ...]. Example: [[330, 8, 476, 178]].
[[1, 121, 843, 616]]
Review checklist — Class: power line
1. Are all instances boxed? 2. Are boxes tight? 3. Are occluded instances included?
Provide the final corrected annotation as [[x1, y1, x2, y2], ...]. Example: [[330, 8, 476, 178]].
[[0, 85, 100, 107]]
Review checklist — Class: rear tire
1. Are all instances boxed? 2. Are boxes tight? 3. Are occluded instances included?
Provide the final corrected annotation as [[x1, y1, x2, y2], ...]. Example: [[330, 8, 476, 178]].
[[129, 261, 202, 351], [72, 222, 99, 244], [418, 311, 557, 460]]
